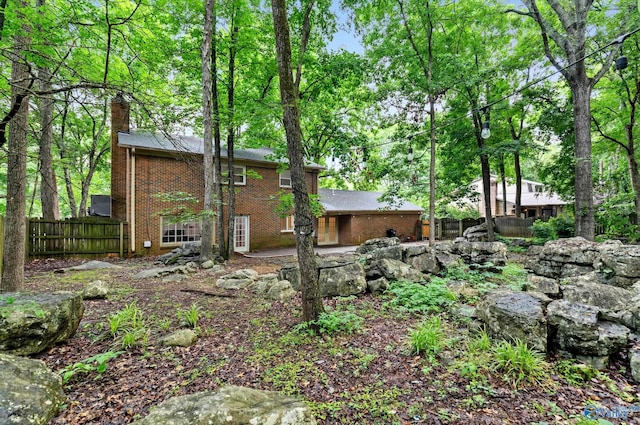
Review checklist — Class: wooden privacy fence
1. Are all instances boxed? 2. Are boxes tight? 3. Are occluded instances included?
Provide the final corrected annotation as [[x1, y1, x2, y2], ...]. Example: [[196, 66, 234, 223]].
[[27, 218, 128, 258], [429, 217, 539, 240]]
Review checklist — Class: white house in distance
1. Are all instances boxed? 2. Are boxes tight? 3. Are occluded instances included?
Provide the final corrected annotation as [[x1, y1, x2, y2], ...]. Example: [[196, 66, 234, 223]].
[[468, 175, 568, 218]]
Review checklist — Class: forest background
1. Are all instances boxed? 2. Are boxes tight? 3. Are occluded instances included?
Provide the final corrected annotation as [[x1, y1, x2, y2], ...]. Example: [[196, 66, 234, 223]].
[[0, 0, 639, 244]]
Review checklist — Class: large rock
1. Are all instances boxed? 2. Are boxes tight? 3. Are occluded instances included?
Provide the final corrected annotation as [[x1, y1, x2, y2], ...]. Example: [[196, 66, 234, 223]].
[[527, 237, 599, 278], [365, 258, 425, 283], [355, 237, 400, 255], [596, 242, 640, 288], [318, 260, 367, 297], [252, 274, 296, 300], [630, 349, 640, 383], [403, 245, 440, 274], [279, 265, 301, 291], [476, 290, 547, 353], [159, 329, 199, 347], [132, 385, 316, 425], [524, 275, 560, 297], [0, 291, 84, 355], [560, 275, 638, 330], [453, 241, 507, 268], [0, 353, 66, 424], [462, 221, 494, 242], [82, 280, 109, 299], [216, 269, 259, 290], [64, 260, 122, 271], [134, 264, 196, 280]]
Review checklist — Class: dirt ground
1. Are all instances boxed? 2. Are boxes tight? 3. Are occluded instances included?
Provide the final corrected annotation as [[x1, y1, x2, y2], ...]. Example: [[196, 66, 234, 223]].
[[22, 254, 640, 425]]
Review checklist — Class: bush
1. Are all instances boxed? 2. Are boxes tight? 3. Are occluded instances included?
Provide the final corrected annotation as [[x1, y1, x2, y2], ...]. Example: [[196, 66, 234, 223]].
[[295, 310, 364, 336], [386, 280, 457, 313], [531, 215, 574, 243]]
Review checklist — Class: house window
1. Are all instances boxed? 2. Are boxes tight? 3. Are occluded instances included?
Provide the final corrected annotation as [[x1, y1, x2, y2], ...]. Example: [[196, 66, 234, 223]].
[[215, 164, 246, 185], [281, 215, 294, 233], [535, 185, 543, 193], [279, 170, 292, 188], [161, 218, 202, 245], [527, 183, 533, 192]]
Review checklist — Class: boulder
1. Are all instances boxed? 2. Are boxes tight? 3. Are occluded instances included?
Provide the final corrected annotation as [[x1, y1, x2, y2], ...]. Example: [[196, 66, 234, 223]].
[[134, 264, 196, 280], [476, 290, 547, 353], [596, 242, 640, 288], [356, 237, 400, 254], [560, 276, 638, 329], [216, 269, 259, 290], [0, 354, 66, 424], [363, 245, 403, 262], [453, 241, 508, 268], [367, 277, 389, 294], [132, 385, 316, 425], [159, 329, 199, 347], [365, 258, 425, 283], [64, 260, 122, 271], [462, 221, 494, 242], [279, 265, 301, 291], [82, 280, 109, 299], [527, 237, 599, 279], [318, 260, 366, 297], [630, 349, 640, 383], [252, 274, 297, 300], [0, 291, 84, 355], [403, 246, 440, 274], [524, 275, 560, 297]]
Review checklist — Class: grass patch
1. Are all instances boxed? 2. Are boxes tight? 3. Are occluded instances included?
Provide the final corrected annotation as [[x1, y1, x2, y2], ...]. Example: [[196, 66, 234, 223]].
[[406, 316, 445, 358], [492, 339, 547, 388]]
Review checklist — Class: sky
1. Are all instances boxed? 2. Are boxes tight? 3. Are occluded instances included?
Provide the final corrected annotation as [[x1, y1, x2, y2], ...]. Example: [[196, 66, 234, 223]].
[[327, 0, 526, 54]]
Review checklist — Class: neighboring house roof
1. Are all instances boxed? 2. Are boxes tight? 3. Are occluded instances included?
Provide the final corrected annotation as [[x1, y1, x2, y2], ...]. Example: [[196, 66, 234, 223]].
[[117, 130, 324, 169], [471, 175, 568, 207], [319, 189, 424, 214]]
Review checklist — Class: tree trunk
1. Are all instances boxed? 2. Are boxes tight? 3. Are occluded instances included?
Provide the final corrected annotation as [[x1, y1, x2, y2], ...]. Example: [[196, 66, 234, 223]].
[[428, 95, 436, 246], [36, 0, 59, 220], [480, 152, 495, 241], [58, 94, 78, 217], [514, 150, 522, 218], [573, 82, 594, 240], [1, 27, 31, 293], [271, 0, 323, 323], [625, 124, 640, 224], [499, 155, 507, 216], [200, 0, 215, 262], [225, 23, 238, 261]]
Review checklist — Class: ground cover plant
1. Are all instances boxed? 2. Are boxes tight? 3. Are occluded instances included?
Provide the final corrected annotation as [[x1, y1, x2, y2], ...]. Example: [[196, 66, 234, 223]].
[[23, 255, 639, 425]]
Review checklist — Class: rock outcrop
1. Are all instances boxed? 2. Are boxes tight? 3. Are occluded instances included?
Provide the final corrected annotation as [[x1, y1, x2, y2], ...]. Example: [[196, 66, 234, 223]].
[[0, 353, 66, 424], [0, 291, 84, 355], [132, 385, 316, 425]]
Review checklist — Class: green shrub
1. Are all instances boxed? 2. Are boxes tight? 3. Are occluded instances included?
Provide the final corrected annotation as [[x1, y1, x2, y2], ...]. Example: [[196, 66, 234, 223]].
[[406, 316, 444, 357], [492, 339, 547, 388], [296, 310, 364, 336], [386, 280, 457, 313], [531, 215, 575, 243], [554, 359, 599, 386], [178, 304, 200, 328], [60, 351, 123, 383]]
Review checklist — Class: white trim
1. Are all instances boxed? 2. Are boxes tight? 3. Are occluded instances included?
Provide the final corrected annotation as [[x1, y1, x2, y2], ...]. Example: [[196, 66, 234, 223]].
[[281, 215, 294, 233], [234, 216, 250, 252], [279, 170, 292, 188]]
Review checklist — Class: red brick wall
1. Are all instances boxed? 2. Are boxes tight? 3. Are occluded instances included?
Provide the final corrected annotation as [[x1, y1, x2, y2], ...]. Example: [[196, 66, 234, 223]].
[[110, 97, 129, 221], [339, 213, 421, 245], [128, 151, 317, 255]]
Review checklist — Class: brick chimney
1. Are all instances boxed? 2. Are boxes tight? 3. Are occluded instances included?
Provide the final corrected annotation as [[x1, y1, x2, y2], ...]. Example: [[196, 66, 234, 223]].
[[110, 94, 130, 221]]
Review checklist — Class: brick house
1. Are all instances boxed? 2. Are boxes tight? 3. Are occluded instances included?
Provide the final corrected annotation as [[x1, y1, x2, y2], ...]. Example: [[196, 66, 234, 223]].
[[110, 96, 422, 254]]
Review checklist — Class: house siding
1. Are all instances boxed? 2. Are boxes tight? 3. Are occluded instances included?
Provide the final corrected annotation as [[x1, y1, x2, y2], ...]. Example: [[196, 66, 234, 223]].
[[124, 151, 317, 255], [330, 212, 421, 245]]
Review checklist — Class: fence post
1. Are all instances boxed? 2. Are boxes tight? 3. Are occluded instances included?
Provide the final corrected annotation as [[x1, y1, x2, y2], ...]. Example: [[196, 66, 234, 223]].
[[458, 220, 463, 237], [25, 218, 30, 262], [119, 221, 124, 257]]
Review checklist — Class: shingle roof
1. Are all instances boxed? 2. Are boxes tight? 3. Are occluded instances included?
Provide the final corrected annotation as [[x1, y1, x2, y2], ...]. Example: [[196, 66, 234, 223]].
[[117, 131, 323, 169], [319, 189, 423, 213]]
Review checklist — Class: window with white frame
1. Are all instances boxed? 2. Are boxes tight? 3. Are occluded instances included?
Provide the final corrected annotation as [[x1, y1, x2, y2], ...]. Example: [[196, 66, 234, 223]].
[[215, 164, 246, 185], [281, 215, 295, 233], [161, 218, 202, 245], [279, 170, 292, 188]]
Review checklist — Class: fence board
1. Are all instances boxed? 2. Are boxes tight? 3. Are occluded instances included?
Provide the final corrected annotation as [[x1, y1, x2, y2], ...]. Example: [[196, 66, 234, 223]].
[[28, 218, 128, 258]]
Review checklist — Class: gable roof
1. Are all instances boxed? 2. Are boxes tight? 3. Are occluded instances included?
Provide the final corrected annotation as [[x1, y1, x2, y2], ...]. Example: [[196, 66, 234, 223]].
[[319, 189, 423, 213], [117, 130, 324, 169]]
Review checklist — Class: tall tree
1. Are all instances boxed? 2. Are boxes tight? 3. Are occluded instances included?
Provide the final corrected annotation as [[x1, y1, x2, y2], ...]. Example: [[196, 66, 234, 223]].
[[201, 0, 216, 262], [271, 0, 323, 323], [1, 1, 32, 292], [515, 0, 629, 240]]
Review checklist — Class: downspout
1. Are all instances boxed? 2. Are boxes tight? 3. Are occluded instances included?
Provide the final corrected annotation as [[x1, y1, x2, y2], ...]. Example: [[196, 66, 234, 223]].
[[130, 148, 136, 253]]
